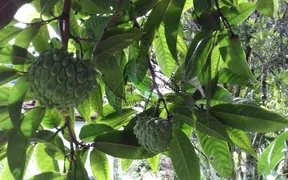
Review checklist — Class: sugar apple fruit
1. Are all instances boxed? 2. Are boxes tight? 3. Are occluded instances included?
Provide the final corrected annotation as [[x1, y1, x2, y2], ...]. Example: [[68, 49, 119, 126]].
[[28, 48, 95, 110], [134, 116, 173, 154]]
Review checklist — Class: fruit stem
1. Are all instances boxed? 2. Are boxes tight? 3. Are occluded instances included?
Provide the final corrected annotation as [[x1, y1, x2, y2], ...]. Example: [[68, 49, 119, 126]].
[[148, 60, 170, 117]]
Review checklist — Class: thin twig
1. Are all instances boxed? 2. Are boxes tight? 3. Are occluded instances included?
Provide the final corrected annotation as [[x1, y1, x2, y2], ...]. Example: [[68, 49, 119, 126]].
[[16, 17, 58, 26], [51, 124, 67, 140], [215, 0, 235, 36]]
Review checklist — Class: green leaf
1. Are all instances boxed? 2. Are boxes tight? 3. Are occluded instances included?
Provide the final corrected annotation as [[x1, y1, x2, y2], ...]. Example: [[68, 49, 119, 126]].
[[165, 0, 186, 62], [69, 11, 80, 36], [29, 172, 66, 180], [97, 108, 136, 129], [0, 26, 23, 48], [153, 25, 176, 77], [0, 130, 9, 146], [137, 0, 171, 80], [0, 0, 33, 29], [20, 107, 46, 137], [197, 86, 233, 106], [41, 109, 63, 129], [219, 37, 256, 81], [0, 106, 13, 130], [79, 148, 89, 165], [210, 45, 222, 81], [256, 0, 279, 18], [32, 25, 50, 52], [7, 130, 29, 180], [123, 93, 144, 109], [176, 29, 188, 58], [89, 82, 104, 117], [197, 131, 233, 178], [193, 0, 211, 15], [80, 0, 117, 14], [8, 77, 30, 133], [0, 159, 15, 179], [258, 131, 288, 176], [226, 126, 257, 158], [0, 45, 34, 64], [169, 129, 200, 180], [172, 112, 230, 141], [35, 143, 60, 173], [92, 28, 143, 60], [77, 99, 92, 123], [128, 74, 158, 99], [183, 0, 193, 12], [133, 0, 160, 17], [69, 150, 90, 180], [141, 0, 171, 52], [0, 65, 21, 87], [14, 22, 41, 49], [121, 159, 133, 172], [0, 86, 12, 106], [79, 124, 114, 142], [90, 148, 110, 180], [146, 154, 160, 173], [33, 130, 65, 153], [185, 31, 214, 80], [0, 133, 8, 163], [78, 0, 107, 14], [33, 142, 65, 160], [225, 2, 256, 25], [106, 87, 122, 112], [40, 0, 60, 16], [211, 104, 288, 132], [218, 68, 254, 88], [94, 130, 155, 159], [196, 12, 221, 30], [0, 144, 7, 164], [84, 16, 110, 39], [24, 145, 35, 178], [93, 56, 125, 99]]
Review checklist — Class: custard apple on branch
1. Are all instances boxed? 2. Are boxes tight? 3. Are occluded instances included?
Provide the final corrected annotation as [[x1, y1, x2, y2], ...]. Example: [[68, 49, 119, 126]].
[[28, 48, 95, 110], [134, 116, 173, 154]]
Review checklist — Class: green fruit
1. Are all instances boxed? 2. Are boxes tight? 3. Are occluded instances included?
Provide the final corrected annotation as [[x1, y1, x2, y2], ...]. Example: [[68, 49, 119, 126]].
[[134, 116, 173, 154], [28, 48, 95, 110]]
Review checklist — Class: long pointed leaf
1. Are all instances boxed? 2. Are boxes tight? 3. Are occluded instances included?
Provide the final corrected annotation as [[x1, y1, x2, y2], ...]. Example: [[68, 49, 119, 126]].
[[211, 104, 288, 132], [169, 129, 200, 180], [153, 25, 176, 77], [8, 77, 30, 133], [165, 0, 186, 63], [90, 148, 110, 180], [197, 131, 233, 178], [7, 130, 29, 180], [258, 131, 288, 176]]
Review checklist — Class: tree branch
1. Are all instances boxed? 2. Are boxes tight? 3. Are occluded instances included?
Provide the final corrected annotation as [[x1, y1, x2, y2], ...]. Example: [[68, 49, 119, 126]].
[[59, 0, 72, 48]]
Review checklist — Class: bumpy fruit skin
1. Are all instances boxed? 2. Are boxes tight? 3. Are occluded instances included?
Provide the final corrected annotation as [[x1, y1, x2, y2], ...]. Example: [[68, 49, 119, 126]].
[[134, 116, 173, 154], [28, 48, 95, 110]]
